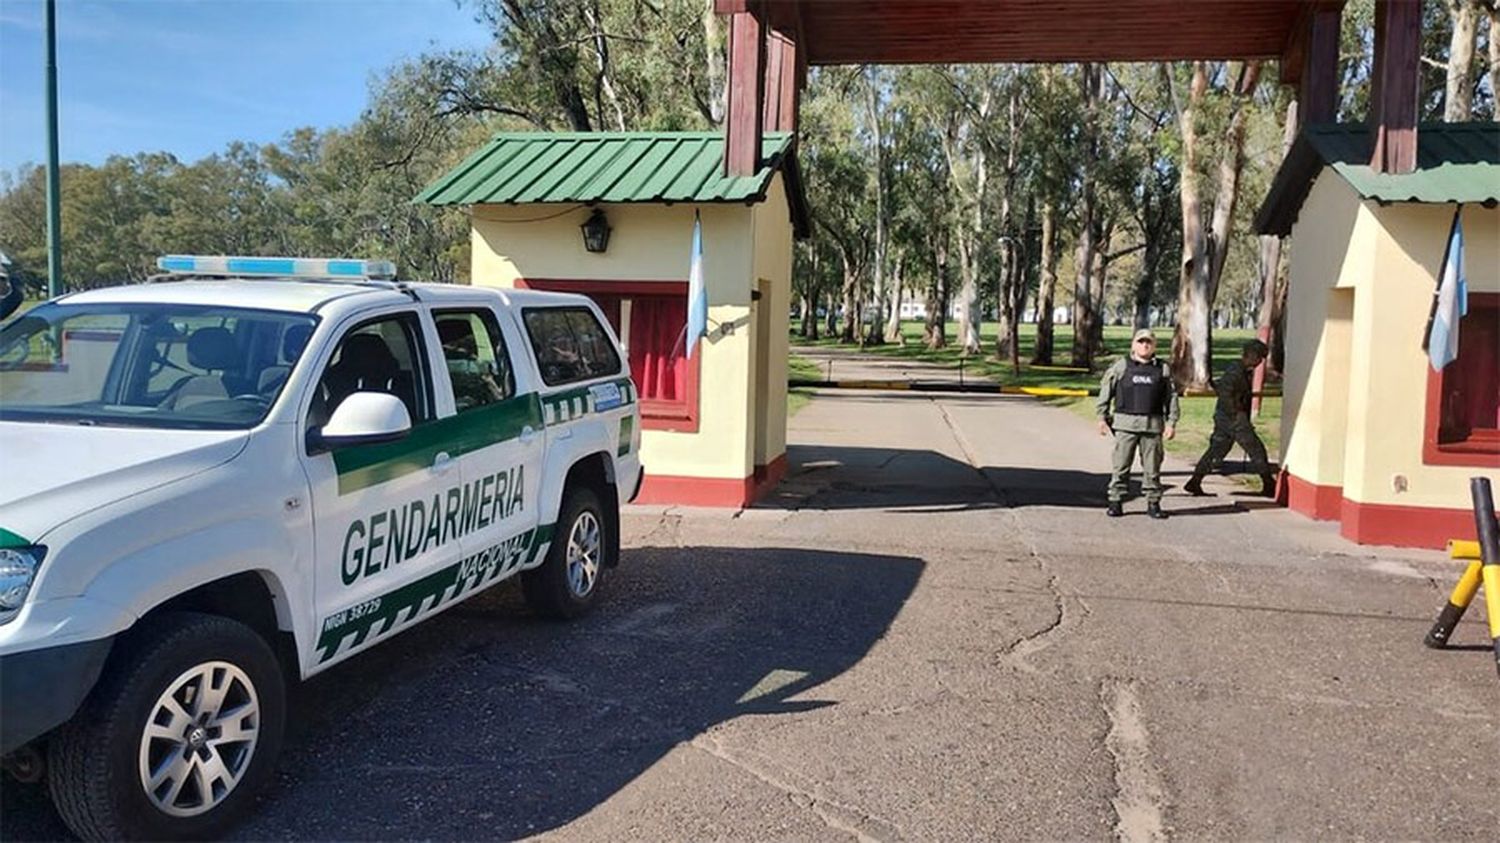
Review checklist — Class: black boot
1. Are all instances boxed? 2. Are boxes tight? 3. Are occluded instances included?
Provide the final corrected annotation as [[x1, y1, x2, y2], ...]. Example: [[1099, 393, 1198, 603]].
[[1260, 473, 1277, 498], [1147, 501, 1168, 520], [1106, 501, 1124, 517], [1183, 475, 1207, 496]]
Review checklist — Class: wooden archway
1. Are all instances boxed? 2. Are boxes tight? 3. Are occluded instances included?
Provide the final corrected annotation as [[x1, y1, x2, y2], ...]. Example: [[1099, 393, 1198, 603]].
[[718, 0, 1421, 176]]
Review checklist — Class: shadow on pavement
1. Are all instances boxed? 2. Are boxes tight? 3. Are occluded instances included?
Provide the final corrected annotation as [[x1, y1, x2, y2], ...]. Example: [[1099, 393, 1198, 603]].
[[0, 547, 923, 841], [765, 444, 1260, 513]]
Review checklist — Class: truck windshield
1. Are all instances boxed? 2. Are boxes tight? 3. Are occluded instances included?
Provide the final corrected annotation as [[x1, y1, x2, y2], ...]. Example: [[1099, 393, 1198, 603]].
[[0, 302, 318, 430]]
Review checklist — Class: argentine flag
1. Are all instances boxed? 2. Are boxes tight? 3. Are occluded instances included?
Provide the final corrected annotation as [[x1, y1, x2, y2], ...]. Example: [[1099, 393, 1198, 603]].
[[686, 211, 708, 359], [1426, 211, 1467, 372]]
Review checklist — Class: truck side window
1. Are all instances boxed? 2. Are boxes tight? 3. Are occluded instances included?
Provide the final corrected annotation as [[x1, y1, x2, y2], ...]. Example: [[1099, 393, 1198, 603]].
[[434, 309, 514, 411], [312, 314, 430, 428], [524, 306, 622, 386]]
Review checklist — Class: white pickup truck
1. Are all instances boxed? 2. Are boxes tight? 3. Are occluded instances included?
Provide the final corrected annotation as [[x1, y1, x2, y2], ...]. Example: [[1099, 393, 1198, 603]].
[[0, 256, 642, 840]]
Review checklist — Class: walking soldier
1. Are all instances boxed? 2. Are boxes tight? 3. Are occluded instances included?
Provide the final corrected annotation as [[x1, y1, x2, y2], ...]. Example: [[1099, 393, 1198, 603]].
[[1096, 328, 1180, 519], [1184, 339, 1276, 497]]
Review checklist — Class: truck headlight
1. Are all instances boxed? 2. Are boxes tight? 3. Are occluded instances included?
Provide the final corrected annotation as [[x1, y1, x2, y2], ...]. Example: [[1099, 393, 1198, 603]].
[[0, 546, 45, 622]]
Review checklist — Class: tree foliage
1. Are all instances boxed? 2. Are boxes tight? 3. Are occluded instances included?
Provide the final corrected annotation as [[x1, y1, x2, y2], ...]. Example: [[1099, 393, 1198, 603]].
[[1, 0, 1491, 375]]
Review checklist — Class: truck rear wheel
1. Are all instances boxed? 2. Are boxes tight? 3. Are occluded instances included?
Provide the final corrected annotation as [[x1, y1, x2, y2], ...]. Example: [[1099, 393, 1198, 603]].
[[47, 612, 285, 841], [523, 485, 611, 619]]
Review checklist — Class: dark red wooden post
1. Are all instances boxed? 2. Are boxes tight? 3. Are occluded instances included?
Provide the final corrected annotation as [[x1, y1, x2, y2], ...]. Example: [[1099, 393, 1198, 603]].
[[1370, 0, 1421, 174], [762, 30, 801, 133], [726, 9, 765, 176], [1301, 6, 1341, 124]]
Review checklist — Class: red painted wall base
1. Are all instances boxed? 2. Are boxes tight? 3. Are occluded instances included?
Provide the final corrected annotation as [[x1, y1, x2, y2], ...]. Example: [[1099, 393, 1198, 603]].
[[1285, 471, 1480, 549], [633, 454, 788, 508], [1285, 473, 1342, 521]]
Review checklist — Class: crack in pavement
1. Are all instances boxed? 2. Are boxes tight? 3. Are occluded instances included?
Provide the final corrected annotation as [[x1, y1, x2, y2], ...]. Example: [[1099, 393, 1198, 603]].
[[929, 395, 1089, 675], [1100, 678, 1169, 843], [689, 735, 904, 842]]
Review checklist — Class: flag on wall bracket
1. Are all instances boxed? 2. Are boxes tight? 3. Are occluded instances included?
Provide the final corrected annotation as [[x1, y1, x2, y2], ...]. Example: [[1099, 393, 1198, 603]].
[[1423, 205, 1467, 372], [686, 210, 708, 359]]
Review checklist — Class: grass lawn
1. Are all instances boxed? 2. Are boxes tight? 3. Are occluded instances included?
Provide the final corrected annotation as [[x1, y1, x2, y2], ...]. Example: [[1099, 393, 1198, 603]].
[[791, 320, 1281, 462], [787, 351, 821, 417]]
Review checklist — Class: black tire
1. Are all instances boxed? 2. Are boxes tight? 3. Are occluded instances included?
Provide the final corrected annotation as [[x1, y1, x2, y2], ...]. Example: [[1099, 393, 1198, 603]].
[[523, 484, 611, 619], [47, 612, 286, 841]]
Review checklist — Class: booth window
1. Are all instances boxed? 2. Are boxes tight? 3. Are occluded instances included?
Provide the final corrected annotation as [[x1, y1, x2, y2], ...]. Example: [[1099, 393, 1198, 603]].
[[1424, 293, 1500, 466], [516, 279, 699, 432]]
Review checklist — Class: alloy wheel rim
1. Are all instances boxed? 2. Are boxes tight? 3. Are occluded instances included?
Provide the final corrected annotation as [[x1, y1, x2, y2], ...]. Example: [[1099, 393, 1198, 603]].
[[137, 660, 260, 818], [566, 511, 602, 598]]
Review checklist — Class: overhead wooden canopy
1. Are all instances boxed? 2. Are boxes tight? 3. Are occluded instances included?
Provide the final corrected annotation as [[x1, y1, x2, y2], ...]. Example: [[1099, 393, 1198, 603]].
[[718, 0, 1422, 178], [715, 0, 1335, 65]]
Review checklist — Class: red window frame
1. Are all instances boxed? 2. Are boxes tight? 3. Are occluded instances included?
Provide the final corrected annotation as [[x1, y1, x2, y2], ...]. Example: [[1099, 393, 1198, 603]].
[[1423, 292, 1500, 467], [515, 278, 701, 432]]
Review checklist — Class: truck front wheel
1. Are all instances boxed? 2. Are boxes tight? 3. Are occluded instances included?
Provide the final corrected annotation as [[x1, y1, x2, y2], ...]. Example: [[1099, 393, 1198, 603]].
[[523, 485, 611, 619], [47, 612, 286, 841]]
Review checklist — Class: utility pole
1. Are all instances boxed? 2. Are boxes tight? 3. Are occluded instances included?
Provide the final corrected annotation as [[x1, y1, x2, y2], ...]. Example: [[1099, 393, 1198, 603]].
[[45, 0, 63, 298]]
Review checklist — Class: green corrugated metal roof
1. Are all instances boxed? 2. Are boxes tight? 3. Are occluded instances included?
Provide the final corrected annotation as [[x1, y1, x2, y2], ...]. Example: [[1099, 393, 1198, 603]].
[[416, 131, 796, 207], [1255, 122, 1499, 235]]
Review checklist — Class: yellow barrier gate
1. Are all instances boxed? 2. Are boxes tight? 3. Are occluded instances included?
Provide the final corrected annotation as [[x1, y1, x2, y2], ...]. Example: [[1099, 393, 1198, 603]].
[[1424, 477, 1500, 680]]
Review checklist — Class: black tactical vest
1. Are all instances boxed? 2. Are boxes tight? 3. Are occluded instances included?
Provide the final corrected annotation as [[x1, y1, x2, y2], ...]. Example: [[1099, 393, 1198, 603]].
[[1115, 358, 1168, 416]]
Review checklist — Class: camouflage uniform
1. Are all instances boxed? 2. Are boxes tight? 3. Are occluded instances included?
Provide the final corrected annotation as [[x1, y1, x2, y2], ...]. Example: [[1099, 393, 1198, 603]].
[[1188, 359, 1272, 488], [1096, 356, 1181, 505]]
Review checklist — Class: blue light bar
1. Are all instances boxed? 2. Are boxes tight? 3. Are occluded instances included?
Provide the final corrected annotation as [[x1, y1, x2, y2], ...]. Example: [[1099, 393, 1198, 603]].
[[156, 255, 397, 280]]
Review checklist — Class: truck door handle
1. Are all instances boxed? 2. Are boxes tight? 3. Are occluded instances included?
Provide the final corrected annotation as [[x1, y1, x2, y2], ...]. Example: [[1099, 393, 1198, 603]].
[[432, 451, 455, 473], [519, 425, 537, 444]]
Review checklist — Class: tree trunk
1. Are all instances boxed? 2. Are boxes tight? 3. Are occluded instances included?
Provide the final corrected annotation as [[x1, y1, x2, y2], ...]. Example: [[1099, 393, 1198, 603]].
[[1134, 233, 1159, 329], [1491, 12, 1500, 114], [1070, 64, 1102, 369], [1032, 201, 1058, 365], [800, 293, 817, 339], [927, 235, 949, 349], [840, 256, 859, 344], [701, 0, 726, 126], [956, 233, 982, 355], [862, 69, 893, 344], [1089, 219, 1114, 357], [1252, 97, 1300, 412], [888, 251, 907, 346], [1446, 0, 1480, 120], [1169, 61, 1259, 389], [583, 0, 626, 130]]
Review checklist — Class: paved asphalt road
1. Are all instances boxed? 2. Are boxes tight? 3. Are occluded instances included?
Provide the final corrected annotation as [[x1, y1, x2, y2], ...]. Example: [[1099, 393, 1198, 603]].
[[4, 348, 1496, 840]]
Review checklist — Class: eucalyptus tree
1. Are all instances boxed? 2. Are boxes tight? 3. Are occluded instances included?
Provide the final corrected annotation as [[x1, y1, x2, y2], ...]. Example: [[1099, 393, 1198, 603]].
[[799, 67, 875, 344], [1026, 64, 1082, 366], [456, 0, 722, 131], [1163, 60, 1263, 388]]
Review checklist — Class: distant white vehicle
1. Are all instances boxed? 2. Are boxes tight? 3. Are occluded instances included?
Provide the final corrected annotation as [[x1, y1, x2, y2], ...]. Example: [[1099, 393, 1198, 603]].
[[0, 256, 642, 840]]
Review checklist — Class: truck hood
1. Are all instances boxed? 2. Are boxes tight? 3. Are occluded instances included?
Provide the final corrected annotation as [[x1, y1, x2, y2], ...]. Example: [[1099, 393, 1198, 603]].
[[0, 422, 248, 545]]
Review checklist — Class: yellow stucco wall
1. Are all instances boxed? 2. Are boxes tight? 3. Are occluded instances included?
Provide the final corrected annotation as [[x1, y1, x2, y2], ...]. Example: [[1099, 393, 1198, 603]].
[[751, 175, 793, 468], [469, 176, 794, 483], [1283, 170, 1500, 510]]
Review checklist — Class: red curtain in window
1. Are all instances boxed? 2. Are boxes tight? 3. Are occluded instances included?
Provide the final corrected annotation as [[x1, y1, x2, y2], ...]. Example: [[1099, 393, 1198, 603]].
[[1440, 305, 1500, 439], [629, 296, 687, 402]]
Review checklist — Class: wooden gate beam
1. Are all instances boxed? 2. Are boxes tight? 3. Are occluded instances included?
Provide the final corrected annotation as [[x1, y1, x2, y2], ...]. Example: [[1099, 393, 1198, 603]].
[[1370, 0, 1421, 174], [1281, 2, 1342, 126], [763, 29, 803, 133], [726, 7, 766, 176]]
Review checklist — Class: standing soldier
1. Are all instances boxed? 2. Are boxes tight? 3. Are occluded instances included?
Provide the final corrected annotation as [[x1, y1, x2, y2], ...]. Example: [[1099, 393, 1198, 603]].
[[1097, 328, 1180, 519], [1184, 339, 1276, 497]]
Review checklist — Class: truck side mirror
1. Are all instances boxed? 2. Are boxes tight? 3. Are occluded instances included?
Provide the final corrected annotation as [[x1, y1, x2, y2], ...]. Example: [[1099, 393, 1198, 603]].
[[308, 392, 411, 453]]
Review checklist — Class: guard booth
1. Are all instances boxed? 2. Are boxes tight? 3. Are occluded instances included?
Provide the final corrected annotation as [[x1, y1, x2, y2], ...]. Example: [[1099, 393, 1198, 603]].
[[1256, 122, 1500, 548], [418, 131, 809, 506]]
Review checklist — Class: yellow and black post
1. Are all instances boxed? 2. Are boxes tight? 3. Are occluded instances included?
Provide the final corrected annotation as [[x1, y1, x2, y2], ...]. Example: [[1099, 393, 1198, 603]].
[[1424, 477, 1500, 678]]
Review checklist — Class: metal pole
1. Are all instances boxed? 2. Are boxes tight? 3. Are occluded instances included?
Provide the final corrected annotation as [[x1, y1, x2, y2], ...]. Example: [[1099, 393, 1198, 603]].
[[44, 0, 64, 298]]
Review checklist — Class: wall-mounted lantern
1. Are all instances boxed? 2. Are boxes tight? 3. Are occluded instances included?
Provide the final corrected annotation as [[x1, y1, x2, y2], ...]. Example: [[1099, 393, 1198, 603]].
[[580, 208, 611, 253]]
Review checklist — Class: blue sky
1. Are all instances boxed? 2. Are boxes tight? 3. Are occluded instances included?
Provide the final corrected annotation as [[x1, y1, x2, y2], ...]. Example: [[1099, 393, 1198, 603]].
[[0, 0, 494, 172]]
